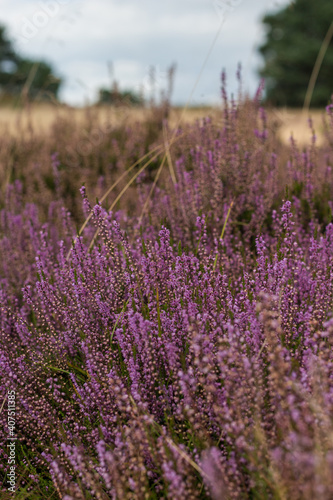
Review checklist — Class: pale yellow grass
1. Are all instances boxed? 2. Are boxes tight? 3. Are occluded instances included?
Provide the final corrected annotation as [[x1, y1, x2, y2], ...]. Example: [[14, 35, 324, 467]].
[[0, 104, 327, 146], [269, 108, 327, 146], [0, 104, 218, 138]]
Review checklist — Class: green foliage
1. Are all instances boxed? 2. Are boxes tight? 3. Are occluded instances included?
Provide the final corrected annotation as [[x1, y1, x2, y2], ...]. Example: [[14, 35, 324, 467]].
[[0, 24, 61, 102], [0, 25, 19, 83], [258, 0, 333, 107], [97, 87, 144, 106]]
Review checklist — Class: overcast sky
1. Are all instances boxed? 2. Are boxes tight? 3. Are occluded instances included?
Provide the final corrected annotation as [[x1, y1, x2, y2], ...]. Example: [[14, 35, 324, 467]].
[[0, 0, 291, 106]]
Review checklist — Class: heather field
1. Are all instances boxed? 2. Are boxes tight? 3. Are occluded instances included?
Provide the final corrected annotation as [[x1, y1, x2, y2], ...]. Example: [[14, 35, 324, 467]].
[[1, 79, 333, 499]]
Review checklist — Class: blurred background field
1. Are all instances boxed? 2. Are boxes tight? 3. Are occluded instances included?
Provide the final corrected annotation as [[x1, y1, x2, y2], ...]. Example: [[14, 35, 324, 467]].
[[0, 104, 328, 147], [0, 1, 332, 116], [0, 104, 218, 137], [0, 0, 332, 149]]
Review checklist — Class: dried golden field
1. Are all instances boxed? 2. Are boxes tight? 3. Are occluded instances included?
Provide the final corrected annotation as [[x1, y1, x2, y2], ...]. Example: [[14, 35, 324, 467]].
[[0, 103, 328, 146]]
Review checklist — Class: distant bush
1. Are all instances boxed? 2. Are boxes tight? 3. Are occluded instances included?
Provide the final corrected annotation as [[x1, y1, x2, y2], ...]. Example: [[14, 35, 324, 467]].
[[97, 86, 144, 106]]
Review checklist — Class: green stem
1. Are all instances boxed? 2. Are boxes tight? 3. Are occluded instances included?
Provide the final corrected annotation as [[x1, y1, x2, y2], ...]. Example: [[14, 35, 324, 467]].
[[213, 200, 234, 271]]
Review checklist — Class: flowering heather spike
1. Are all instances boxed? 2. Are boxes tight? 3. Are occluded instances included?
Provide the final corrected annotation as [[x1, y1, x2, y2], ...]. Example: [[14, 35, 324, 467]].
[[254, 78, 265, 103]]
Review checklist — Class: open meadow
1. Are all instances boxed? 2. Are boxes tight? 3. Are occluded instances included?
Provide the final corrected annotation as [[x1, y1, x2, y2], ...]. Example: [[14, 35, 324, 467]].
[[0, 103, 328, 146], [0, 85, 333, 499]]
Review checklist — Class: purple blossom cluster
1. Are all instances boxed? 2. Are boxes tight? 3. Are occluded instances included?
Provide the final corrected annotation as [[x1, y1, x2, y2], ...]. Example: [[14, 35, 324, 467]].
[[0, 82, 333, 499]]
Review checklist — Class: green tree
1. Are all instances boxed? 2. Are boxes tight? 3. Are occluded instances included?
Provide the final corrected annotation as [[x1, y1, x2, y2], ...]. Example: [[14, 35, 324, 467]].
[[97, 84, 144, 107], [0, 25, 19, 86], [8, 59, 62, 101], [258, 0, 333, 107], [0, 24, 61, 102]]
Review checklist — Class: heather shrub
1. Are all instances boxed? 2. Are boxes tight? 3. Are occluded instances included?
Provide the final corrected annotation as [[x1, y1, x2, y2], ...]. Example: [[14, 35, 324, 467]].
[[0, 82, 333, 499]]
